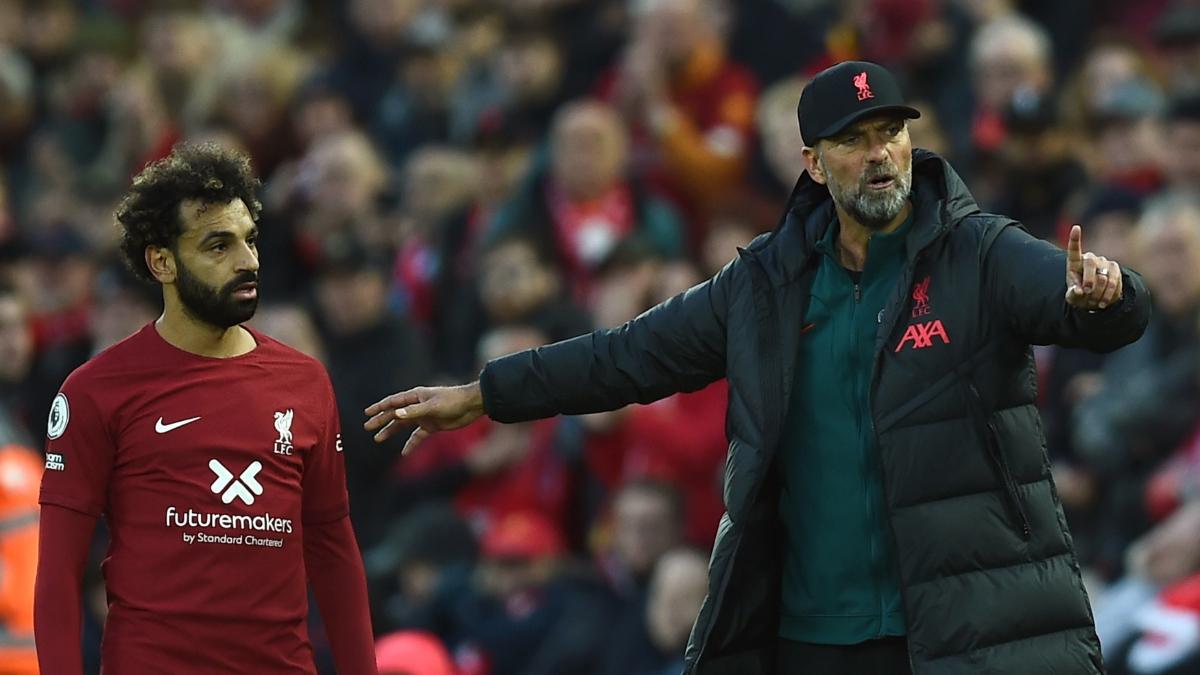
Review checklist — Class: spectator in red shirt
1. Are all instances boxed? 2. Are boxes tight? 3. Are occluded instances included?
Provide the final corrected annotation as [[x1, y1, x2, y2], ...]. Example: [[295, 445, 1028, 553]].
[[488, 100, 684, 303], [392, 325, 572, 541], [582, 259, 728, 546]]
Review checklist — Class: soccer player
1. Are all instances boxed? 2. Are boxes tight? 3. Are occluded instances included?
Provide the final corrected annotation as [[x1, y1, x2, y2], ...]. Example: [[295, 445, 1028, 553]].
[[34, 143, 377, 674]]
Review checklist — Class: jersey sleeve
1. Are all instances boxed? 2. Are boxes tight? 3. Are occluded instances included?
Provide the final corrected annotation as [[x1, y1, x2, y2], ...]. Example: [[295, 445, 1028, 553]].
[[38, 374, 116, 517], [301, 369, 349, 525]]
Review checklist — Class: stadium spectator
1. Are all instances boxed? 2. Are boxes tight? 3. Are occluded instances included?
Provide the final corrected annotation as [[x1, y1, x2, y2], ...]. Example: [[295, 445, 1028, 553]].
[[0, 282, 35, 447], [489, 100, 683, 301], [1161, 94, 1200, 196], [314, 235, 431, 548], [599, 0, 758, 221]]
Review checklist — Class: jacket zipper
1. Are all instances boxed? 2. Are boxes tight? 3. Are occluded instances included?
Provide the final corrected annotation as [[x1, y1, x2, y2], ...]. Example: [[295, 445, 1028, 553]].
[[835, 262, 880, 635], [966, 383, 1032, 539]]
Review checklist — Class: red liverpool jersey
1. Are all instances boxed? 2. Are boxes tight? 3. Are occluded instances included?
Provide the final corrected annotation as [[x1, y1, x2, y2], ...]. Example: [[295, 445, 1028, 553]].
[[40, 323, 348, 673]]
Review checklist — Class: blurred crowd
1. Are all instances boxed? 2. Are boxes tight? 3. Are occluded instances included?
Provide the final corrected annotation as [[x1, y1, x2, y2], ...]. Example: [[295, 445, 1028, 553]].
[[1, 0, 1200, 673]]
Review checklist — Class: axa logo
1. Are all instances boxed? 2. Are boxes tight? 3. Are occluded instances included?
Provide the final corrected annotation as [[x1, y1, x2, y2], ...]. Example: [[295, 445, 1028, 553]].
[[854, 71, 874, 101], [209, 459, 264, 505], [895, 319, 951, 352]]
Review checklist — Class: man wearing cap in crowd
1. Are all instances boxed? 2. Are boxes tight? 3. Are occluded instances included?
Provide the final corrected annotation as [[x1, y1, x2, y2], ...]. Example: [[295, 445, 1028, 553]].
[[366, 61, 1151, 674]]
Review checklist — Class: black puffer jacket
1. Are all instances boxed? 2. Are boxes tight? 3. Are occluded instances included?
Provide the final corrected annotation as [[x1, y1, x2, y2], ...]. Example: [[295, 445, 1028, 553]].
[[480, 150, 1151, 674]]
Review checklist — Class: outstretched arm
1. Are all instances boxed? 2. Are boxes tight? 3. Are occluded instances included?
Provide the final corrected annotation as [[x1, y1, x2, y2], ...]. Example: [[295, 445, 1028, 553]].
[[366, 258, 738, 454], [987, 224, 1150, 351]]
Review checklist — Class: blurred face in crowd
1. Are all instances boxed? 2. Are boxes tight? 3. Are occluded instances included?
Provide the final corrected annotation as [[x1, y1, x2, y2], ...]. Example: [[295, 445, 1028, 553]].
[[476, 144, 533, 211], [971, 21, 1051, 112], [302, 132, 388, 217], [1087, 211, 1138, 268], [1093, 116, 1163, 178], [399, 49, 451, 107], [551, 102, 629, 201], [1080, 44, 1142, 114], [24, 248, 95, 315], [217, 49, 307, 146], [906, 101, 950, 158], [1163, 118, 1200, 192], [58, 47, 122, 119], [315, 266, 388, 337], [498, 35, 564, 103], [646, 550, 708, 653], [1135, 202, 1200, 317], [162, 199, 261, 328], [756, 77, 808, 186], [632, 0, 714, 68], [351, 0, 421, 48], [613, 485, 682, 578], [222, 71, 279, 143], [144, 11, 212, 78], [479, 239, 558, 323], [23, 1, 77, 65], [402, 147, 478, 230], [0, 291, 33, 384], [805, 115, 914, 231], [293, 93, 355, 148]]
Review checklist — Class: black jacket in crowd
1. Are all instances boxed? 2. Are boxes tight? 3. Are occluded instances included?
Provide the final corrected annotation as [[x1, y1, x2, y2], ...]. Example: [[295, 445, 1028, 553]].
[[479, 150, 1151, 674]]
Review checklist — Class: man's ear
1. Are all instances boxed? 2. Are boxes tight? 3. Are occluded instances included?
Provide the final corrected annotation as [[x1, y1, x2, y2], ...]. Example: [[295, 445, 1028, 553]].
[[146, 245, 176, 284], [802, 145, 826, 185]]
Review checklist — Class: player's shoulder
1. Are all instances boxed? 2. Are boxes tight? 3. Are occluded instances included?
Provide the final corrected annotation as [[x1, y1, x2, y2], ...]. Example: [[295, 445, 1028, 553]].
[[248, 328, 331, 380], [61, 323, 157, 393]]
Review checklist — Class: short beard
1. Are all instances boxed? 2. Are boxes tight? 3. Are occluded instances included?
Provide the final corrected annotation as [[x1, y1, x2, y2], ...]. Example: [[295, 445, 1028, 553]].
[[820, 152, 912, 231], [174, 256, 258, 329]]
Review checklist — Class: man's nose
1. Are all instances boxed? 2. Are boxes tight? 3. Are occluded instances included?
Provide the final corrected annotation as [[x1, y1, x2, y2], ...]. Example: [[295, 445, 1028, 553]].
[[865, 138, 889, 164], [235, 243, 259, 273]]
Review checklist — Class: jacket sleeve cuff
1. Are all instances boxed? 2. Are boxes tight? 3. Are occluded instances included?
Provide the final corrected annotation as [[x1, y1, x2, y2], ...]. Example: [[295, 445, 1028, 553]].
[[479, 362, 507, 423]]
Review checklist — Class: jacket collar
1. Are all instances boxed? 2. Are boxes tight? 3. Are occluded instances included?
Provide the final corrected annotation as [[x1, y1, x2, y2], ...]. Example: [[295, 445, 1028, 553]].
[[745, 149, 981, 288]]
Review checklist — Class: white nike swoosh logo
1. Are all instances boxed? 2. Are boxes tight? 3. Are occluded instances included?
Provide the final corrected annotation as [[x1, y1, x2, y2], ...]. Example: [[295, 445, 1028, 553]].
[[155, 416, 202, 433]]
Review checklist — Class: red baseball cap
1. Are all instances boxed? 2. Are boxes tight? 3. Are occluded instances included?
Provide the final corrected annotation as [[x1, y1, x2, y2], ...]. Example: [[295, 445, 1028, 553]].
[[480, 511, 565, 561], [376, 631, 457, 675]]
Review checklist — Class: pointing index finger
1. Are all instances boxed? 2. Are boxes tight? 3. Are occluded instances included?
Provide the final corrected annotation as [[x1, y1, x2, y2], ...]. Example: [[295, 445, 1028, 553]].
[[1068, 225, 1083, 266]]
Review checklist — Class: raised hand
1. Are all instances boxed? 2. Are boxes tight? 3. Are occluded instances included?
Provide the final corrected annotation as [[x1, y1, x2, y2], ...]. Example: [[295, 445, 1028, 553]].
[[1065, 225, 1123, 310], [363, 382, 485, 456]]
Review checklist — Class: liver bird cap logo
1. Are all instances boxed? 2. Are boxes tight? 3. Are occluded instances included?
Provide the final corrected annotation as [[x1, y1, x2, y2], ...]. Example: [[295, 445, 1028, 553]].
[[854, 71, 874, 101]]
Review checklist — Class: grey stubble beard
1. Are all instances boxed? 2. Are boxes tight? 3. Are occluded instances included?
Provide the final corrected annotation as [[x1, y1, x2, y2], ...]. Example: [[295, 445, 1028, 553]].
[[820, 153, 912, 231]]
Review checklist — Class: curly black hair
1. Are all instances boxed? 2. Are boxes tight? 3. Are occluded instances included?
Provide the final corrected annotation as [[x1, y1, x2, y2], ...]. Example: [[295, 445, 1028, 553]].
[[115, 142, 262, 283]]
